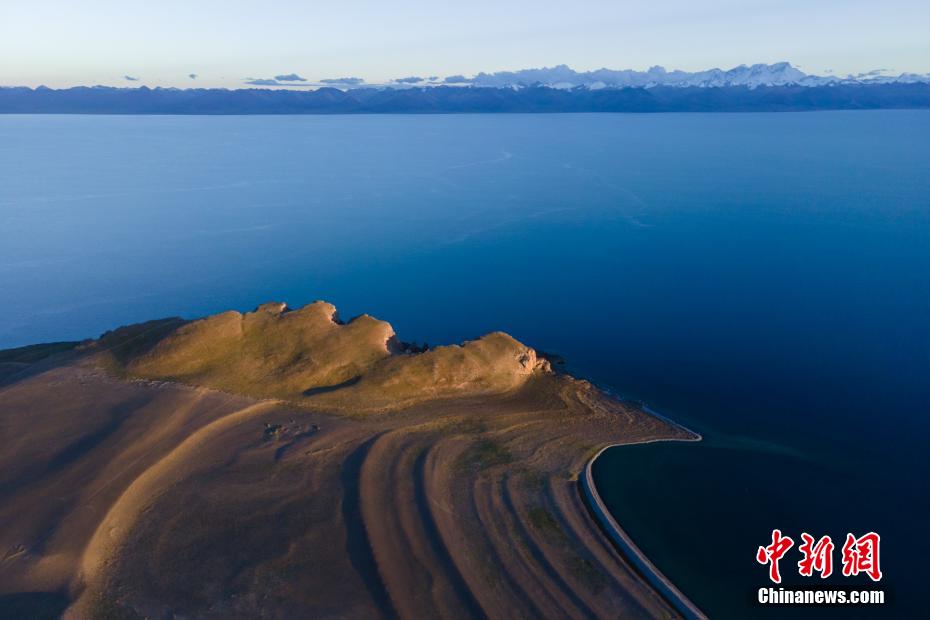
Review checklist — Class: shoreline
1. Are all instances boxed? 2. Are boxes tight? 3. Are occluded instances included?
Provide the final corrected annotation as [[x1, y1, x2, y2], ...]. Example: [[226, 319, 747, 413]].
[[1, 304, 717, 618], [0, 306, 700, 618], [580, 409, 707, 620], [642, 404, 704, 442]]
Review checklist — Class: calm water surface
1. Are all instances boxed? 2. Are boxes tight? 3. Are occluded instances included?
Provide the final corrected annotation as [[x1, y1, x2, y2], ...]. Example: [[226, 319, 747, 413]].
[[1, 112, 928, 618]]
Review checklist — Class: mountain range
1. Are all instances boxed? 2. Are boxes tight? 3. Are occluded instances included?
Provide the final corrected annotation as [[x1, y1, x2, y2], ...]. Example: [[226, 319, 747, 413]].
[[394, 62, 930, 90], [274, 62, 930, 90], [2, 63, 929, 114]]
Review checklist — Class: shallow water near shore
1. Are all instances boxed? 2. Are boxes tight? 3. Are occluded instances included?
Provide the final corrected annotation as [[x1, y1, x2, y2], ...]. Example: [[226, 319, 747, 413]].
[[2, 111, 928, 617]]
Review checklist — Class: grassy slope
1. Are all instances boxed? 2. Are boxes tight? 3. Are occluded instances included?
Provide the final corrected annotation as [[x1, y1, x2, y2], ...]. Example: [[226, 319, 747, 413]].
[[0, 301, 691, 619]]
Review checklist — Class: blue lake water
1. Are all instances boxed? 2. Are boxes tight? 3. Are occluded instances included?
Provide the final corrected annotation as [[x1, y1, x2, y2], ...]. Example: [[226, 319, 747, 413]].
[[1, 112, 928, 618]]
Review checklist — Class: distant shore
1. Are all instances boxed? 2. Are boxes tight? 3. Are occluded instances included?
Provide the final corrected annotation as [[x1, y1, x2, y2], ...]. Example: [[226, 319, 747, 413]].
[[2, 83, 930, 115]]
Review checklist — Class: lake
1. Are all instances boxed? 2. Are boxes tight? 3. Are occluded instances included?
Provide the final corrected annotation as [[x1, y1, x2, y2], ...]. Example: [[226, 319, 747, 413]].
[[1, 112, 928, 618]]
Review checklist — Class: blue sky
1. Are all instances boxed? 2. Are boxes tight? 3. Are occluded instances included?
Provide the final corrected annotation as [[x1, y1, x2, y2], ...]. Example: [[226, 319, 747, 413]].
[[1, 0, 928, 88]]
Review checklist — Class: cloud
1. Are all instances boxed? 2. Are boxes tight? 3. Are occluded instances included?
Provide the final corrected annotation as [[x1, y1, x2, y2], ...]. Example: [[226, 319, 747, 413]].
[[188, 73, 198, 80], [427, 76, 439, 82], [124, 75, 139, 82], [856, 68, 890, 78], [244, 78, 282, 86], [320, 77, 364, 85], [393, 76, 423, 84], [244, 73, 313, 86], [443, 75, 470, 84]]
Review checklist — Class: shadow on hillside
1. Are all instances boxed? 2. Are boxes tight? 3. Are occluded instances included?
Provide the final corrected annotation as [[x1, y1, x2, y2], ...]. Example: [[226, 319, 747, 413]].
[[303, 375, 361, 397], [0, 591, 70, 620], [0, 317, 185, 389]]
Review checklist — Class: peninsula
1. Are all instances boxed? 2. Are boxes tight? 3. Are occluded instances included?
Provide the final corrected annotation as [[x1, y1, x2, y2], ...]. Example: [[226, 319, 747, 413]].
[[0, 301, 699, 619]]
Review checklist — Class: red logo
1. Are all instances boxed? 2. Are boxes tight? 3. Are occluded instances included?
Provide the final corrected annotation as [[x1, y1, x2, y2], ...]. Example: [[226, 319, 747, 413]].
[[757, 529, 794, 583], [798, 533, 834, 578], [841, 532, 882, 582], [758, 530, 881, 582]]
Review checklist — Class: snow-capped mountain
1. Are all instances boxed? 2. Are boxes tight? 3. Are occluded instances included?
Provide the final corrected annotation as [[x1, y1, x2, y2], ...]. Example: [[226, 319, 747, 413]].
[[465, 62, 811, 88], [359, 63, 930, 90]]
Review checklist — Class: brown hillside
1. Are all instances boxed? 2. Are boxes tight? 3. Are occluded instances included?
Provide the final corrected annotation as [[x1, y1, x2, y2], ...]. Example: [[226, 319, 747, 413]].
[[0, 301, 695, 619]]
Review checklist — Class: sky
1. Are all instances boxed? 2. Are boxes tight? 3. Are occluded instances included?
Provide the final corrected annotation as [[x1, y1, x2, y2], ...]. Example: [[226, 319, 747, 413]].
[[1, 0, 928, 88]]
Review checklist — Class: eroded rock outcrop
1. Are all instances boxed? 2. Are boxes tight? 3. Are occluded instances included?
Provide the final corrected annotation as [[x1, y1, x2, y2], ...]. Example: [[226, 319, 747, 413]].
[[123, 301, 551, 409]]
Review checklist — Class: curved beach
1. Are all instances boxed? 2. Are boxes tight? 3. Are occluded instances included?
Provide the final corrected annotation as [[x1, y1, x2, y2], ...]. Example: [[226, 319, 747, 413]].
[[582, 431, 707, 620]]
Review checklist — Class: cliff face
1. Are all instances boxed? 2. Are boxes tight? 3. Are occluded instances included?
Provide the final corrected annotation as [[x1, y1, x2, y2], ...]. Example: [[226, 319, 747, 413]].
[[0, 302, 692, 619]]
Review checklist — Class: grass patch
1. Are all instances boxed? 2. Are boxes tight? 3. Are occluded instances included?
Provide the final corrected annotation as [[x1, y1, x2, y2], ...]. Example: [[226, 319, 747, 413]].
[[520, 469, 547, 492], [87, 593, 144, 620], [456, 439, 513, 472], [567, 555, 608, 595], [526, 507, 566, 543], [438, 417, 487, 436]]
